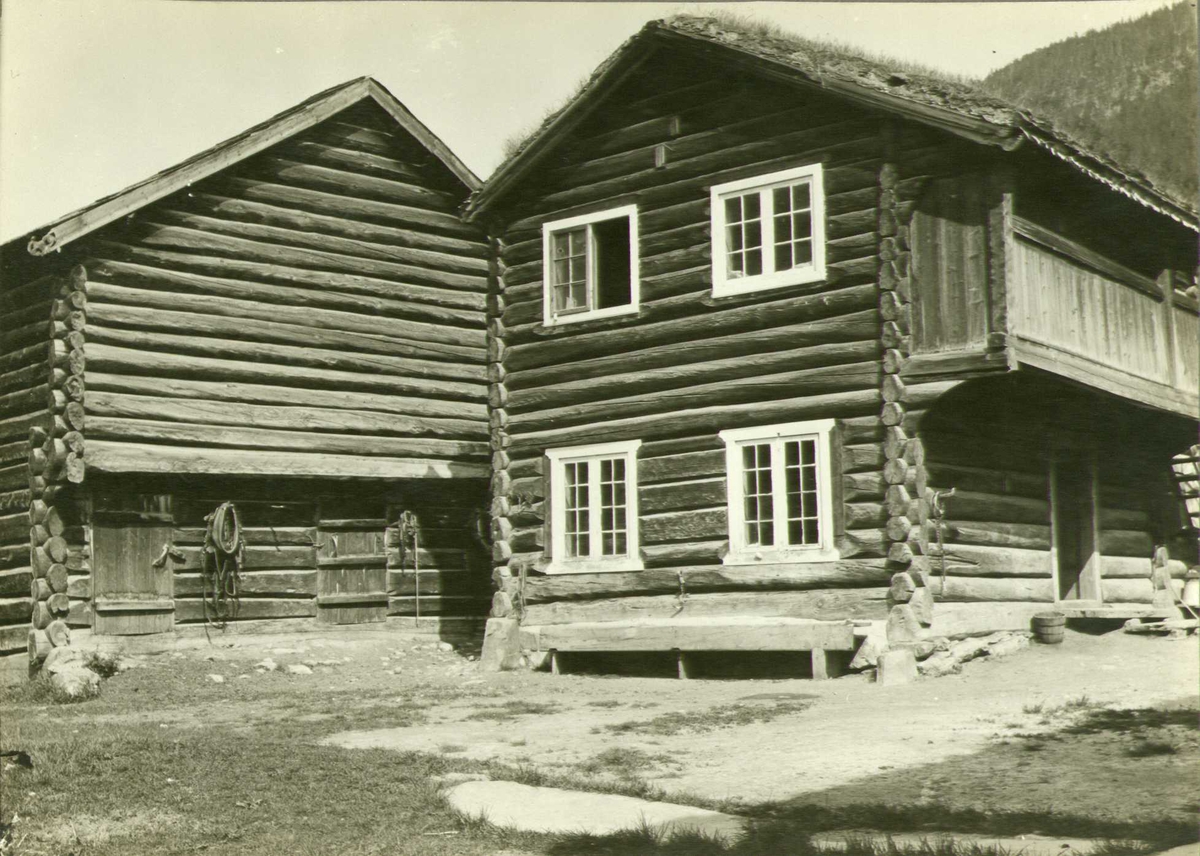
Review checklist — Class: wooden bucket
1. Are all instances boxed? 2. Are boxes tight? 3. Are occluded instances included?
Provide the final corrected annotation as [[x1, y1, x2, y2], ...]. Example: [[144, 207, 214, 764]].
[[1032, 612, 1066, 644]]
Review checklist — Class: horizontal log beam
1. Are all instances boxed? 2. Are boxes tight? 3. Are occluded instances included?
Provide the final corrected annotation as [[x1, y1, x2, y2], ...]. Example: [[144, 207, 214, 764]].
[[933, 576, 1055, 603], [86, 417, 489, 461], [216, 176, 480, 239], [86, 321, 485, 386], [180, 190, 488, 265], [505, 283, 877, 372], [525, 607, 873, 648], [123, 218, 486, 296], [509, 388, 880, 452], [86, 391, 486, 439], [86, 374, 485, 422], [84, 441, 490, 479], [521, 560, 892, 603], [90, 253, 484, 316], [922, 544, 1053, 577], [85, 344, 484, 403], [171, 527, 316, 547], [86, 278, 482, 349], [174, 597, 316, 622], [510, 341, 879, 415], [173, 570, 316, 597]]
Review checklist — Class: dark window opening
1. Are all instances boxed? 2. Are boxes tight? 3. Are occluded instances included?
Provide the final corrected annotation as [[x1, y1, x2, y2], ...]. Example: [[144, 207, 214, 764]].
[[592, 216, 632, 310]]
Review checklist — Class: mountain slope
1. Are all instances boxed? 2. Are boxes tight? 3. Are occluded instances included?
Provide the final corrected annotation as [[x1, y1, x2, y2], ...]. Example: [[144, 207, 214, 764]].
[[983, 1, 1198, 204]]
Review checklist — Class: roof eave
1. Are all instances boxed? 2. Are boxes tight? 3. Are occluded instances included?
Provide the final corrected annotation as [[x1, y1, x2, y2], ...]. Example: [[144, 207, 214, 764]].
[[365, 79, 481, 191], [464, 30, 660, 223]]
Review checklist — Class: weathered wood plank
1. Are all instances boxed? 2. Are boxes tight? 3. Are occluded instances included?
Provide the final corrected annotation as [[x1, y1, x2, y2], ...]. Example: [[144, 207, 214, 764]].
[[86, 417, 489, 460], [174, 597, 317, 622], [173, 570, 317, 597], [85, 442, 490, 479], [85, 344, 484, 403], [526, 614, 861, 651], [521, 561, 892, 603], [86, 374, 486, 421]]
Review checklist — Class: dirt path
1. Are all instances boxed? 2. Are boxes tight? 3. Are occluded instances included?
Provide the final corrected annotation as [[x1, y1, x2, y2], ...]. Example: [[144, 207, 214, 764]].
[[322, 630, 1197, 806]]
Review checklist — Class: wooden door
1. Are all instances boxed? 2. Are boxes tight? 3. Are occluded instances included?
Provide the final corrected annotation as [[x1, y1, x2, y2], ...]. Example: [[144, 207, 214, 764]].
[[92, 505, 175, 635], [315, 497, 388, 624], [1052, 459, 1101, 602]]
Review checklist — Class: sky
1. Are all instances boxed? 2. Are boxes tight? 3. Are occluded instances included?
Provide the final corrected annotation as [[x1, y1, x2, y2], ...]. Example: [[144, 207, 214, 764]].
[[0, 0, 1179, 244]]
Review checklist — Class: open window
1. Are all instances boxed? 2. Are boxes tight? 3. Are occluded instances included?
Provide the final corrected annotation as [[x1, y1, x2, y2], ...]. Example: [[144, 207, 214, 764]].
[[711, 163, 826, 297], [720, 419, 839, 564], [542, 205, 639, 325], [545, 440, 643, 573]]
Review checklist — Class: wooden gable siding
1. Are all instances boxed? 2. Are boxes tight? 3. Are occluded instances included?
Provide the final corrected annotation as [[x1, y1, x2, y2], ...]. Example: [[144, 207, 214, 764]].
[[488, 54, 895, 617], [910, 173, 993, 354], [66, 101, 491, 479]]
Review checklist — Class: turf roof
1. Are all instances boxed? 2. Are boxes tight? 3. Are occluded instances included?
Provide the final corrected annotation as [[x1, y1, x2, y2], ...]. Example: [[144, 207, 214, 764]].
[[470, 14, 1196, 228]]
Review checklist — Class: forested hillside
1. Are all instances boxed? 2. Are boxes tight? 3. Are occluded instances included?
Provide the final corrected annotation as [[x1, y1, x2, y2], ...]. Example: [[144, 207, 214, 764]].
[[983, 1, 1197, 204]]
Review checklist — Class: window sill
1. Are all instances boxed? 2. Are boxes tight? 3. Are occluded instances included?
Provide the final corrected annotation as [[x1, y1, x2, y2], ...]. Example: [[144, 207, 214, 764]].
[[722, 547, 840, 566], [543, 303, 639, 328], [542, 557, 645, 575], [711, 267, 825, 299]]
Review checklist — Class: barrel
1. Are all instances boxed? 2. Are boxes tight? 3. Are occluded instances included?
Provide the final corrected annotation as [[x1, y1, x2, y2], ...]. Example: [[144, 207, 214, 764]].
[[1032, 612, 1066, 644]]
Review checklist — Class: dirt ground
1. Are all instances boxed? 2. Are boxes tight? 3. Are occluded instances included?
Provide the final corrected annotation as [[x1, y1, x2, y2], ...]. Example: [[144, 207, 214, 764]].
[[1, 623, 1196, 854], [323, 629, 1197, 808]]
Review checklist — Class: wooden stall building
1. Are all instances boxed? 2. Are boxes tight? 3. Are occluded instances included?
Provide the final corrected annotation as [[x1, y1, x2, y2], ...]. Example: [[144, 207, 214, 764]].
[[1, 79, 494, 673], [466, 16, 1200, 676]]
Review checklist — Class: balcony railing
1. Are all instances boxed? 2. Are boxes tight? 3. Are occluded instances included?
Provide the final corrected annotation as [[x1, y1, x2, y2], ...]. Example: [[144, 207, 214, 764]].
[[1007, 216, 1198, 415]]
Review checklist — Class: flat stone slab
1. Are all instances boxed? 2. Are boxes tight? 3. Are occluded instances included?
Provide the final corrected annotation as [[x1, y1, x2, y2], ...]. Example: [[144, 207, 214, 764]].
[[444, 780, 745, 841], [813, 831, 1128, 856]]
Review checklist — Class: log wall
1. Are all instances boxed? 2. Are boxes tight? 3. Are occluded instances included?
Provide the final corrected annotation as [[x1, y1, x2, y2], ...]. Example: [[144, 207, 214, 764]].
[[0, 261, 84, 661], [90, 474, 491, 625], [69, 98, 491, 479], [487, 52, 895, 629], [912, 372, 1197, 612]]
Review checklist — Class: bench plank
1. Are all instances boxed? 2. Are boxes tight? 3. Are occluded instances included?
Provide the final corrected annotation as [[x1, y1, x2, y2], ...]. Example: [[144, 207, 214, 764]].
[[529, 617, 855, 653]]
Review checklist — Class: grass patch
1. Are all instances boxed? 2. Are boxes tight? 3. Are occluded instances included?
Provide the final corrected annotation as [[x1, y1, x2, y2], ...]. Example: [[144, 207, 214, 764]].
[[588, 699, 623, 709], [579, 747, 675, 779], [1126, 740, 1178, 758], [601, 701, 813, 736], [1063, 707, 1196, 736], [84, 651, 124, 679], [0, 717, 544, 856], [462, 700, 559, 722]]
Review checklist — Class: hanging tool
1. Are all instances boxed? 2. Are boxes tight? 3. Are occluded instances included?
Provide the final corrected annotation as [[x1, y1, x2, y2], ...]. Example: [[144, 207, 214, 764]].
[[397, 511, 420, 621], [930, 488, 956, 595], [202, 501, 244, 628]]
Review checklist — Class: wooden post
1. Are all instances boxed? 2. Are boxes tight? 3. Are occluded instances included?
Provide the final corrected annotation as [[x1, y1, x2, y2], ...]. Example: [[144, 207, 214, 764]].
[[549, 649, 560, 676], [1158, 271, 1179, 387], [1048, 457, 1061, 601], [811, 648, 830, 681], [675, 648, 689, 680]]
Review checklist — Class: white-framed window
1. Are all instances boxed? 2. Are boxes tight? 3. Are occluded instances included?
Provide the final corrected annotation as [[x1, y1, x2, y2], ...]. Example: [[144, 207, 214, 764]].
[[710, 164, 826, 297], [719, 419, 838, 564], [542, 205, 639, 326], [545, 440, 643, 574]]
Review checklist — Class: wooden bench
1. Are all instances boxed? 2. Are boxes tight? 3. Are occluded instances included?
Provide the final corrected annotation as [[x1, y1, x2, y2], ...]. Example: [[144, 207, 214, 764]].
[[524, 617, 857, 680]]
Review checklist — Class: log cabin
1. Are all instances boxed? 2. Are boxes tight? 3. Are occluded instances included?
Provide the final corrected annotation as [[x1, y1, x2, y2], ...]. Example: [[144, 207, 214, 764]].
[[2, 18, 1197, 681], [0, 78, 494, 675], [465, 16, 1200, 676]]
